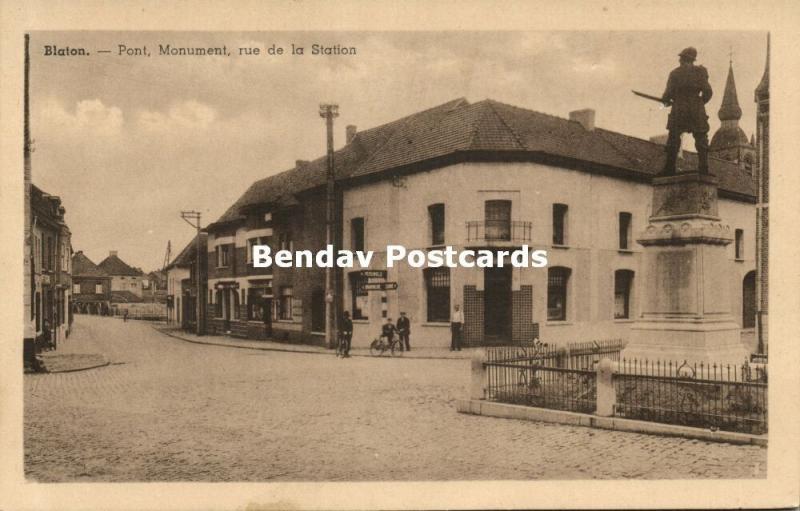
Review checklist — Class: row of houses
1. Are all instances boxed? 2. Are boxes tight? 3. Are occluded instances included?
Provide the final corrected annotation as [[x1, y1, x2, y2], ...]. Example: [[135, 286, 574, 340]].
[[166, 58, 768, 350]]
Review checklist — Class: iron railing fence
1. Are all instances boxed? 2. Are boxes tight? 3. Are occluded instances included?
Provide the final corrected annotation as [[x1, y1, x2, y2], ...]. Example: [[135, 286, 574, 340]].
[[465, 220, 532, 243], [485, 359, 596, 413], [486, 339, 625, 369], [614, 358, 768, 435]]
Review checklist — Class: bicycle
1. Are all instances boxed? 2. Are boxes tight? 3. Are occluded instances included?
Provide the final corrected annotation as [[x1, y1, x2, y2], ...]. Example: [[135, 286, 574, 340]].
[[369, 335, 404, 357]]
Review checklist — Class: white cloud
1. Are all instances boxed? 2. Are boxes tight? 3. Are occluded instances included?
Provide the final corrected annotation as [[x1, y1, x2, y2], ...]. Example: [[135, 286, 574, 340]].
[[37, 98, 123, 136]]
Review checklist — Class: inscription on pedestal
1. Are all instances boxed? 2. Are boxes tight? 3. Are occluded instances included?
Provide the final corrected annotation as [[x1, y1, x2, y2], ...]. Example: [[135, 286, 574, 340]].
[[647, 250, 694, 314], [652, 173, 719, 219]]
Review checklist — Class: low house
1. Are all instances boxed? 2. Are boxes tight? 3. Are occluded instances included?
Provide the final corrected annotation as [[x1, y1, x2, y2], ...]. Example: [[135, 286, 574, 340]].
[[98, 251, 145, 302], [71, 251, 112, 315]]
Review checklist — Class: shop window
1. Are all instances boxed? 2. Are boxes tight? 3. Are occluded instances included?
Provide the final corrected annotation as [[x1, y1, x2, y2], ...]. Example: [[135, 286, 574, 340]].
[[735, 229, 744, 260], [248, 288, 270, 321], [279, 286, 293, 320], [614, 270, 634, 319], [485, 200, 511, 241], [428, 203, 445, 246], [547, 266, 571, 321], [351, 217, 365, 252], [424, 267, 450, 322], [619, 212, 632, 250], [350, 272, 369, 320]]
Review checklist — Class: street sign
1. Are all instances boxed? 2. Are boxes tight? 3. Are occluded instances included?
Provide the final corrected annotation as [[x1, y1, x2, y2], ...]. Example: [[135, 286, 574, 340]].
[[358, 270, 387, 279], [362, 281, 398, 291]]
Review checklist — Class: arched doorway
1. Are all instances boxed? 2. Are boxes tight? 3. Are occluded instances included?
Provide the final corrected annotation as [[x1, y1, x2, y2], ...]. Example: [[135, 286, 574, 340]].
[[742, 271, 756, 329]]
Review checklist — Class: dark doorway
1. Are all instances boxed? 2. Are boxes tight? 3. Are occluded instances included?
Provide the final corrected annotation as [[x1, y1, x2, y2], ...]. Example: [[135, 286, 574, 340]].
[[484, 265, 512, 342], [311, 288, 325, 333], [743, 271, 756, 329], [262, 298, 273, 337], [222, 289, 231, 332]]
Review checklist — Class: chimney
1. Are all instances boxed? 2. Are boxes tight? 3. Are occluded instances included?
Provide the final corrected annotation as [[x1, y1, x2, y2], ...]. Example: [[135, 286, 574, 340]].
[[295, 160, 309, 168], [569, 109, 595, 131], [109, 250, 118, 257], [346, 125, 357, 144]]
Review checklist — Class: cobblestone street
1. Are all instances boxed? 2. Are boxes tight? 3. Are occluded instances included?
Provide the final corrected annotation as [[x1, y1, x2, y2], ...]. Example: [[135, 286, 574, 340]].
[[24, 316, 766, 482]]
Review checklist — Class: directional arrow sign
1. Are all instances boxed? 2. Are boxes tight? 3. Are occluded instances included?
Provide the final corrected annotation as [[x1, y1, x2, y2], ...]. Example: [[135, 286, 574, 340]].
[[362, 282, 398, 291], [359, 270, 387, 279]]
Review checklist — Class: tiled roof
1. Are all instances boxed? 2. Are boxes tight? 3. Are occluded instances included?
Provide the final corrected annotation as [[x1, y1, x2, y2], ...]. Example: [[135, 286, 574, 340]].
[[211, 98, 756, 227], [71, 251, 108, 278], [167, 234, 208, 269], [98, 254, 143, 277]]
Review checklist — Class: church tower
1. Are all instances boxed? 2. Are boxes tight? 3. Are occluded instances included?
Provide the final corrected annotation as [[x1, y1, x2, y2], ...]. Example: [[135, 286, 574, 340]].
[[754, 35, 769, 354], [709, 60, 756, 173]]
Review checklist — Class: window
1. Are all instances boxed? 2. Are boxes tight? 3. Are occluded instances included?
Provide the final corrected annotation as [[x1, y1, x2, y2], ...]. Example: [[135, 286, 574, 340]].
[[351, 217, 365, 252], [547, 266, 571, 321], [247, 237, 270, 264], [248, 287, 270, 320], [735, 229, 744, 260], [216, 244, 231, 268], [424, 267, 450, 322], [95, 283, 103, 294], [614, 270, 634, 319], [279, 286, 293, 320], [485, 200, 511, 241], [553, 204, 568, 245], [428, 203, 445, 246], [619, 212, 632, 250], [349, 273, 369, 320], [73, 283, 81, 294]]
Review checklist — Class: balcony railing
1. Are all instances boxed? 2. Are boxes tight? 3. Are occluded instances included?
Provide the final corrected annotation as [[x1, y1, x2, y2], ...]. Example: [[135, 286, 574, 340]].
[[466, 220, 532, 243]]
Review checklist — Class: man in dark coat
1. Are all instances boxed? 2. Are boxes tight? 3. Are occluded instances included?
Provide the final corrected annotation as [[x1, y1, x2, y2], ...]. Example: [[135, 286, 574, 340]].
[[341, 310, 353, 357], [396, 312, 411, 352], [660, 47, 713, 175]]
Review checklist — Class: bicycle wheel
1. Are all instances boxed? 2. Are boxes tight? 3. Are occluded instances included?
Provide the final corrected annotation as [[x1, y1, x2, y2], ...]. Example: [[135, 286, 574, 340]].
[[369, 339, 382, 357]]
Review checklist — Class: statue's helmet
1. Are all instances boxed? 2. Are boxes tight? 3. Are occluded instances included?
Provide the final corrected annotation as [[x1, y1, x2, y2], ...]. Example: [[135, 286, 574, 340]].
[[679, 47, 698, 60]]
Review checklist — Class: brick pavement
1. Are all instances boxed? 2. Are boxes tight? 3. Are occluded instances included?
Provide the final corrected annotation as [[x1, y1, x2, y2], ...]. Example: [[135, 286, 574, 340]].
[[24, 315, 766, 482]]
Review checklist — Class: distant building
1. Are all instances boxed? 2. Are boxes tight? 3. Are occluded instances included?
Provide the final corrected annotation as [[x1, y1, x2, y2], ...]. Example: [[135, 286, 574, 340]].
[[143, 269, 168, 303], [31, 184, 72, 350], [71, 251, 112, 315], [98, 251, 145, 302], [709, 61, 756, 174]]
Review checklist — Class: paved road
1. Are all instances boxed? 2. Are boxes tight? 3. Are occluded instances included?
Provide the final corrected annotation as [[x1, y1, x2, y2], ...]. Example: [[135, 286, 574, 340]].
[[24, 316, 766, 482]]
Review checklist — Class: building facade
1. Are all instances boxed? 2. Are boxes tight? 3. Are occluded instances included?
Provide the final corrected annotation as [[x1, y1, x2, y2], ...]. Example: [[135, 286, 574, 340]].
[[205, 94, 758, 350], [31, 185, 72, 351], [98, 251, 146, 303], [166, 233, 207, 332], [71, 251, 112, 315]]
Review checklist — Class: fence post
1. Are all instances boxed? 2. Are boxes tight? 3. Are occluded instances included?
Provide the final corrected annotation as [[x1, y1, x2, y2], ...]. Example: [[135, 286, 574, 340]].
[[596, 357, 616, 417], [470, 348, 487, 400]]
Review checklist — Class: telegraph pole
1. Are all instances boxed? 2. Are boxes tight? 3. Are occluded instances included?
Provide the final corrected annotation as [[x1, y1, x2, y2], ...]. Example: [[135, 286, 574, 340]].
[[181, 211, 204, 336], [24, 33, 36, 362], [319, 103, 339, 349]]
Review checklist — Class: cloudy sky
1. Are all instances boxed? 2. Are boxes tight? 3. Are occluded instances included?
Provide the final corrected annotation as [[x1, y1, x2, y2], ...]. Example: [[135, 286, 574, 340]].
[[30, 30, 767, 270]]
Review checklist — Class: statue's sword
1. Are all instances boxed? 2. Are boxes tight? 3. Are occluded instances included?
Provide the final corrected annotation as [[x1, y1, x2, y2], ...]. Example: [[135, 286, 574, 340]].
[[632, 90, 670, 105]]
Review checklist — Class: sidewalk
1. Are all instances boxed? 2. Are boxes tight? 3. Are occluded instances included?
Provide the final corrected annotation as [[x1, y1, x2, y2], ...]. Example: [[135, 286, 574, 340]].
[[154, 325, 478, 360]]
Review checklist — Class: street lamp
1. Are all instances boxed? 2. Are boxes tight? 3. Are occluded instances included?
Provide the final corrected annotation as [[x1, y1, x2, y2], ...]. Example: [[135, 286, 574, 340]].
[[319, 103, 339, 349]]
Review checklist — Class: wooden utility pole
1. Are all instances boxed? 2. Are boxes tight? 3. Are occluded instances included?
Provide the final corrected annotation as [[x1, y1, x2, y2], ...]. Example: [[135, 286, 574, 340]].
[[181, 211, 204, 336], [24, 33, 35, 356], [319, 103, 339, 349]]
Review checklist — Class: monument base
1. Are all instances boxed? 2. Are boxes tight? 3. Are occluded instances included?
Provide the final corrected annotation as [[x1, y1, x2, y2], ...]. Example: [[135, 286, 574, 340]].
[[625, 317, 749, 366]]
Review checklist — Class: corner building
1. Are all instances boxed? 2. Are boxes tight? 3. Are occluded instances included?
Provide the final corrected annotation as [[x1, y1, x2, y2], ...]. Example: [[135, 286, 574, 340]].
[[208, 97, 757, 349]]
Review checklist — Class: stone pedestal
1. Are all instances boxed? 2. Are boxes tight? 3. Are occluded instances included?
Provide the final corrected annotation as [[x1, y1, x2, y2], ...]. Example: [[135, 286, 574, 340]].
[[624, 173, 749, 365]]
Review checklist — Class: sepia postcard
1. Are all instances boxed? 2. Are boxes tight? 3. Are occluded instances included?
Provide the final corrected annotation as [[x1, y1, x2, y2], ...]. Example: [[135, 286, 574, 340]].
[[1, 1, 799, 510]]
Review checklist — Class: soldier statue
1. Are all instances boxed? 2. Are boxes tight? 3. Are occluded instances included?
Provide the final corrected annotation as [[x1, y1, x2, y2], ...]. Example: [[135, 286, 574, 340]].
[[660, 47, 713, 175]]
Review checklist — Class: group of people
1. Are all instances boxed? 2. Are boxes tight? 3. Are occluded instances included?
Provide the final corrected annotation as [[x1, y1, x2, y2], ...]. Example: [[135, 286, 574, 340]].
[[337, 304, 466, 357]]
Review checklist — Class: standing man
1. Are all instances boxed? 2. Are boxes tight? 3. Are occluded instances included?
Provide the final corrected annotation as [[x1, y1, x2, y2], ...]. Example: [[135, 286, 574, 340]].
[[660, 47, 713, 175], [396, 311, 411, 352], [341, 310, 353, 358], [450, 304, 463, 351]]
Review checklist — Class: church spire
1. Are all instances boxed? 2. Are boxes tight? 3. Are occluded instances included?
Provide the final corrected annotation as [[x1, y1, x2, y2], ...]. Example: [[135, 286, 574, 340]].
[[718, 61, 742, 121], [755, 33, 769, 102]]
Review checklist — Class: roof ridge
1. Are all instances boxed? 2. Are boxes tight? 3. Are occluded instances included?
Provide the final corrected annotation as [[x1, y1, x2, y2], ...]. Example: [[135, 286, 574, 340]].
[[477, 100, 526, 150], [354, 98, 469, 174]]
